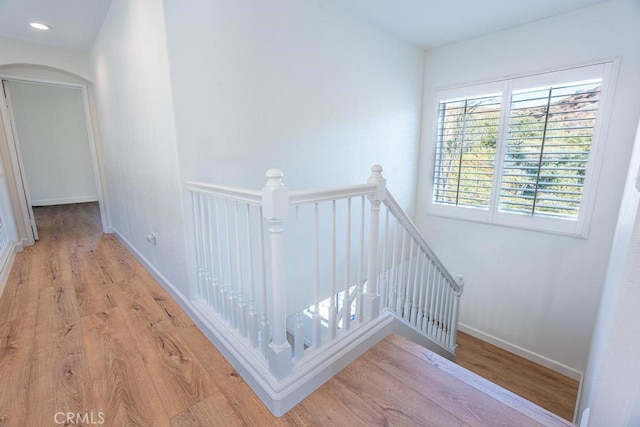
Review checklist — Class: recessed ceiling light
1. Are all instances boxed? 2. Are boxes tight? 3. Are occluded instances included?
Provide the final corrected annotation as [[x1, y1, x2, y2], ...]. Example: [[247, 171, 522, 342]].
[[29, 22, 51, 31]]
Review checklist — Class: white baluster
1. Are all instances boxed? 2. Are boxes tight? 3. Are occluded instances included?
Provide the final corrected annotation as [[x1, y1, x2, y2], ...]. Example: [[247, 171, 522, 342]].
[[224, 199, 235, 325], [262, 169, 292, 379], [204, 196, 212, 303], [294, 206, 304, 361], [258, 207, 270, 357], [436, 272, 445, 343], [246, 204, 259, 348], [356, 196, 365, 323], [380, 206, 390, 309], [234, 201, 246, 335], [389, 217, 399, 311], [342, 197, 352, 331], [192, 192, 205, 299], [313, 202, 322, 349], [206, 196, 218, 308], [329, 200, 337, 339], [214, 198, 225, 315], [419, 258, 433, 333], [427, 271, 439, 337], [396, 228, 407, 313], [410, 247, 422, 325], [403, 240, 415, 320]]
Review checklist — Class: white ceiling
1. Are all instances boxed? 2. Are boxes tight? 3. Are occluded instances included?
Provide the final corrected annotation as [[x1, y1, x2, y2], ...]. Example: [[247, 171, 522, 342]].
[[0, 0, 610, 52], [329, 0, 610, 49], [0, 0, 113, 51]]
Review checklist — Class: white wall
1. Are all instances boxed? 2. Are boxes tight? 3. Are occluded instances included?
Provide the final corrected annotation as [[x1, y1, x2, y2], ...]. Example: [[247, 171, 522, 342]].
[[162, 0, 425, 209], [90, 0, 188, 291], [415, 0, 640, 377], [6, 80, 97, 206], [578, 119, 640, 426], [0, 37, 91, 81], [156, 0, 426, 302]]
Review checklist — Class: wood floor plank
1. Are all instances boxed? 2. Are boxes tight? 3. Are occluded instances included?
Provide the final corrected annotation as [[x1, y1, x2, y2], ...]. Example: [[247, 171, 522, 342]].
[[175, 325, 297, 426], [90, 238, 133, 286], [132, 266, 193, 329], [333, 354, 466, 427], [117, 308, 218, 417], [367, 337, 549, 427], [456, 331, 579, 421], [387, 334, 571, 426], [70, 249, 118, 318], [170, 391, 244, 427], [32, 284, 81, 349], [0, 253, 42, 325], [26, 284, 96, 425], [81, 308, 171, 427], [299, 376, 398, 426], [0, 317, 36, 427]]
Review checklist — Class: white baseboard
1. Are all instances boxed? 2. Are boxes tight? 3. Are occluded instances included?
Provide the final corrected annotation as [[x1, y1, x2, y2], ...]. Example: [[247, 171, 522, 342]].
[[110, 228, 193, 313], [31, 195, 98, 206], [459, 322, 583, 381], [0, 242, 17, 299]]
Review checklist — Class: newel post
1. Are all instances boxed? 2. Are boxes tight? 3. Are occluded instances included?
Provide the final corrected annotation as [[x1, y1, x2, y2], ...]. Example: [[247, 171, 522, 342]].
[[364, 164, 386, 320], [449, 274, 465, 351], [262, 169, 292, 380]]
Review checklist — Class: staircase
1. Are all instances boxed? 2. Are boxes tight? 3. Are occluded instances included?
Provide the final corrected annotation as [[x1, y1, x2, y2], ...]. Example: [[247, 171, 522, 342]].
[[186, 165, 463, 416]]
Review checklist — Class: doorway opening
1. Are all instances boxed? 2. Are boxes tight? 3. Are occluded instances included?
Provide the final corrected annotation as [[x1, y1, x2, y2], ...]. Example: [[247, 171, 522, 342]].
[[0, 74, 107, 246]]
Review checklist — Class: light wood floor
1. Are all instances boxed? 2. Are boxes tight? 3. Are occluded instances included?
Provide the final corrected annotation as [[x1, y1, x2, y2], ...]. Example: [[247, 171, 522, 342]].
[[457, 332, 579, 421], [0, 203, 573, 426]]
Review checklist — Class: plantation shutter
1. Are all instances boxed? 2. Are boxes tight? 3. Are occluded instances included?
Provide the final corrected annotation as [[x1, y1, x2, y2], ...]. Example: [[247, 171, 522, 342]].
[[499, 79, 602, 219], [433, 93, 501, 209]]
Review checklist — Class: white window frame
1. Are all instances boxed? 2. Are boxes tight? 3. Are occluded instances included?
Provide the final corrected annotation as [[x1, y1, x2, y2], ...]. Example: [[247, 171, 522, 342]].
[[426, 61, 615, 238]]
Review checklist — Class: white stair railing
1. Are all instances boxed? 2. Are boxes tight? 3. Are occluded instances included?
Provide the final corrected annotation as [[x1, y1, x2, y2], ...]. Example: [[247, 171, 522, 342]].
[[186, 165, 463, 415], [379, 190, 464, 351]]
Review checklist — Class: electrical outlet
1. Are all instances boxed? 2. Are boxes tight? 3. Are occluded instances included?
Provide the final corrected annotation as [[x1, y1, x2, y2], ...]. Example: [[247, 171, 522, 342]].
[[146, 233, 157, 245]]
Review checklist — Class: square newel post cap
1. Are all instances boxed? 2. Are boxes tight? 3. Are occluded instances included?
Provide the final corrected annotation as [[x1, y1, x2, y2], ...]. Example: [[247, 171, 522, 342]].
[[367, 164, 387, 201], [262, 169, 289, 220]]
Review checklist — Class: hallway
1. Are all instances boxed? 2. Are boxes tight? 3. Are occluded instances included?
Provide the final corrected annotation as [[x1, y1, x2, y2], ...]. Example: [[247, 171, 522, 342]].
[[0, 203, 570, 426]]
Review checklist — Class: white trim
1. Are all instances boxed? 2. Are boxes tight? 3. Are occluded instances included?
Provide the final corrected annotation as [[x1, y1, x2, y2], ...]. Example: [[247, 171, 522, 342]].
[[0, 242, 17, 298], [81, 86, 109, 233], [0, 81, 37, 243], [580, 408, 590, 427], [31, 195, 98, 206], [0, 73, 86, 88], [459, 322, 583, 381], [432, 56, 621, 94]]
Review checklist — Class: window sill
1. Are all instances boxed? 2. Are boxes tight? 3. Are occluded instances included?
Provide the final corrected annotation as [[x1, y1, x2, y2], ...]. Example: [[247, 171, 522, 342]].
[[425, 205, 589, 239]]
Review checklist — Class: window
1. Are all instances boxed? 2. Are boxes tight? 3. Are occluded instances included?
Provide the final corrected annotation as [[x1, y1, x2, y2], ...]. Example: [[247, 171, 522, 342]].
[[433, 93, 501, 209], [428, 63, 612, 236]]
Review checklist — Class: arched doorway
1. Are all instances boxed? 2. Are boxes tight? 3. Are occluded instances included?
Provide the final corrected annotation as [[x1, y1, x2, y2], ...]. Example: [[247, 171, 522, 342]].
[[0, 64, 108, 247]]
